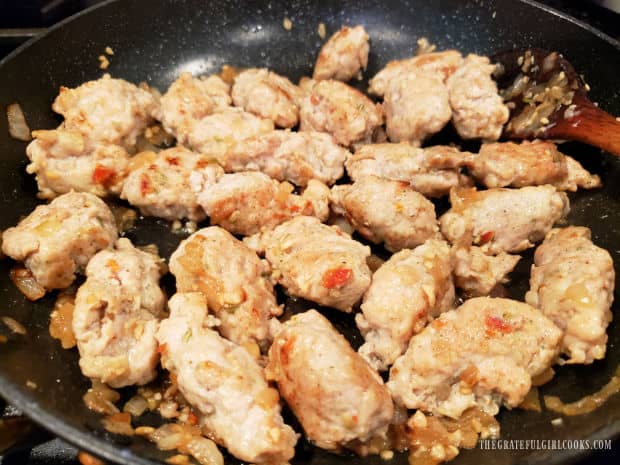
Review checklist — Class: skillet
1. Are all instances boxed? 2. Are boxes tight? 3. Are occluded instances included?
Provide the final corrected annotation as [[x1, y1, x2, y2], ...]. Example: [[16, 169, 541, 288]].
[[0, 0, 619, 464]]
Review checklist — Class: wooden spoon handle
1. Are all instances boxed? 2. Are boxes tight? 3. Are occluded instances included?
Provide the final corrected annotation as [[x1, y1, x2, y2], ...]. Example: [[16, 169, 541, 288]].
[[545, 100, 620, 157]]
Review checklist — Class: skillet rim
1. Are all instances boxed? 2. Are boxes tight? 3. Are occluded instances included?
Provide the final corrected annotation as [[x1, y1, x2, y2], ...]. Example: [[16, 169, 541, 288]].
[[0, 1, 618, 464]]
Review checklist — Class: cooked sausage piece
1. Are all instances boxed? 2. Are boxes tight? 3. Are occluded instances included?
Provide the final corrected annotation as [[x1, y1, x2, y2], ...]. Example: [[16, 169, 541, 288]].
[[2, 192, 117, 293], [198, 171, 330, 236], [330, 175, 441, 252], [247, 216, 371, 312], [384, 70, 452, 144], [526, 227, 615, 364], [463, 140, 601, 190], [26, 128, 130, 199], [369, 50, 463, 96], [232, 68, 303, 128], [356, 240, 455, 371], [266, 309, 393, 453], [221, 130, 348, 186], [169, 227, 281, 350], [299, 79, 383, 146], [388, 297, 562, 419], [439, 185, 570, 254], [452, 246, 521, 297], [186, 107, 275, 161], [53, 74, 158, 148], [157, 292, 297, 464], [313, 25, 369, 82], [121, 147, 224, 221], [73, 238, 165, 387], [446, 54, 509, 141], [156, 72, 231, 145], [345, 143, 472, 197]]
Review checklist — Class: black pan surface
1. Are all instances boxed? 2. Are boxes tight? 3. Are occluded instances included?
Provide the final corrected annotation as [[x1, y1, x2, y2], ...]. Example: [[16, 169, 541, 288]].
[[0, 1, 619, 464]]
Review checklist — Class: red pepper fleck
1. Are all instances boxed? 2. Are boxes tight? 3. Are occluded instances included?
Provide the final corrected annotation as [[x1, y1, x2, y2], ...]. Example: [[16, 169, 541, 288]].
[[485, 315, 513, 336], [187, 411, 199, 425], [166, 156, 180, 166], [157, 343, 168, 354], [140, 174, 152, 195], [479, 231, 495, 244], [310, 94, 320, 105], [322, 267, 353, 289], [289, 204, 301, 213], [92, 164, 115, 186]]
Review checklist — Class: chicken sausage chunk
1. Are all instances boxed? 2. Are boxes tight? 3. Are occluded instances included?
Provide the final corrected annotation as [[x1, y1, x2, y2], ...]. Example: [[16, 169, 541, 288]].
[[439, 185, 570, 254], [221, 130, 348, 186], [330, 176, 441, 252], [26, 128, 130, 199], [197, 171, 330, 236], [73, 238, 165, 387], [299, 79, 383, 146], [156, 72, 231, 145], [384, 70, 452, 144], [52, 74, 158, 148], [313, 25, 370, 82], [446, 54, 509, 141], [187, 108, 275, 161], [468, 140, 601, 190], [169, 227, 281, 350], [157, 293, 297, 464], [232, 68, 303, 128], [246, 216, 371, 312], [526, 227, 615, 364], [121, 147, 224, 221], [356, 240, 455, 371], [266, 310, 393, 453], [346, 143, 472, 198], [2, 192, 117, 293], [452, 246, 521, 297], [369, 50, 463, 96], [388, 297, 562, 418]]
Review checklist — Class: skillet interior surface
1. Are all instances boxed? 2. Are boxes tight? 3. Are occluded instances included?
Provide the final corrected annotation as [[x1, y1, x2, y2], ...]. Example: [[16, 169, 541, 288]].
[[0, 0, 619, 464]]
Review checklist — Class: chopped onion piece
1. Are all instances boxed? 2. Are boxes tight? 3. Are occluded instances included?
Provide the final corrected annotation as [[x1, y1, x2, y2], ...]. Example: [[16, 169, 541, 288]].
[[544, 365, 620, 416], [186, 437, 224, 465], [83, 380, 120, 415], [77, 451, 105, 465], [49, 290, 77, 349], [123, 395, 149, 417], [102, 412, 134, 436], [9, 266, 46, 301], [518, 387, 542, 412], [6, 103, 31, 141], [1, 316, 26, 335]]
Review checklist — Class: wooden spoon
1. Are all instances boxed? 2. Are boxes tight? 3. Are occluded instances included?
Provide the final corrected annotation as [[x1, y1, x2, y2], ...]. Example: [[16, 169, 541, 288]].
[[492, 48, 620, 156]]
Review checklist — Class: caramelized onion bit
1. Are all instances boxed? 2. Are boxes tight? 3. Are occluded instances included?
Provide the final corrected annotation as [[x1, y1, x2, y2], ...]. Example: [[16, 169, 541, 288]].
[[9, 266, 46, 301], [6, 103, 31, 142], [77, 451, 105, 465], [518, 387, 542, 412], [186, 437, 224, 465], [406, 408, 500, 465], [83, 380, 120, 415], [102, 412, 134, 436], [123, 395, 149, 417], [544, 365, 620, 416], [220, 65, 243, 85], [1, 316, 26, 335], [49, 290, 77, 349]]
